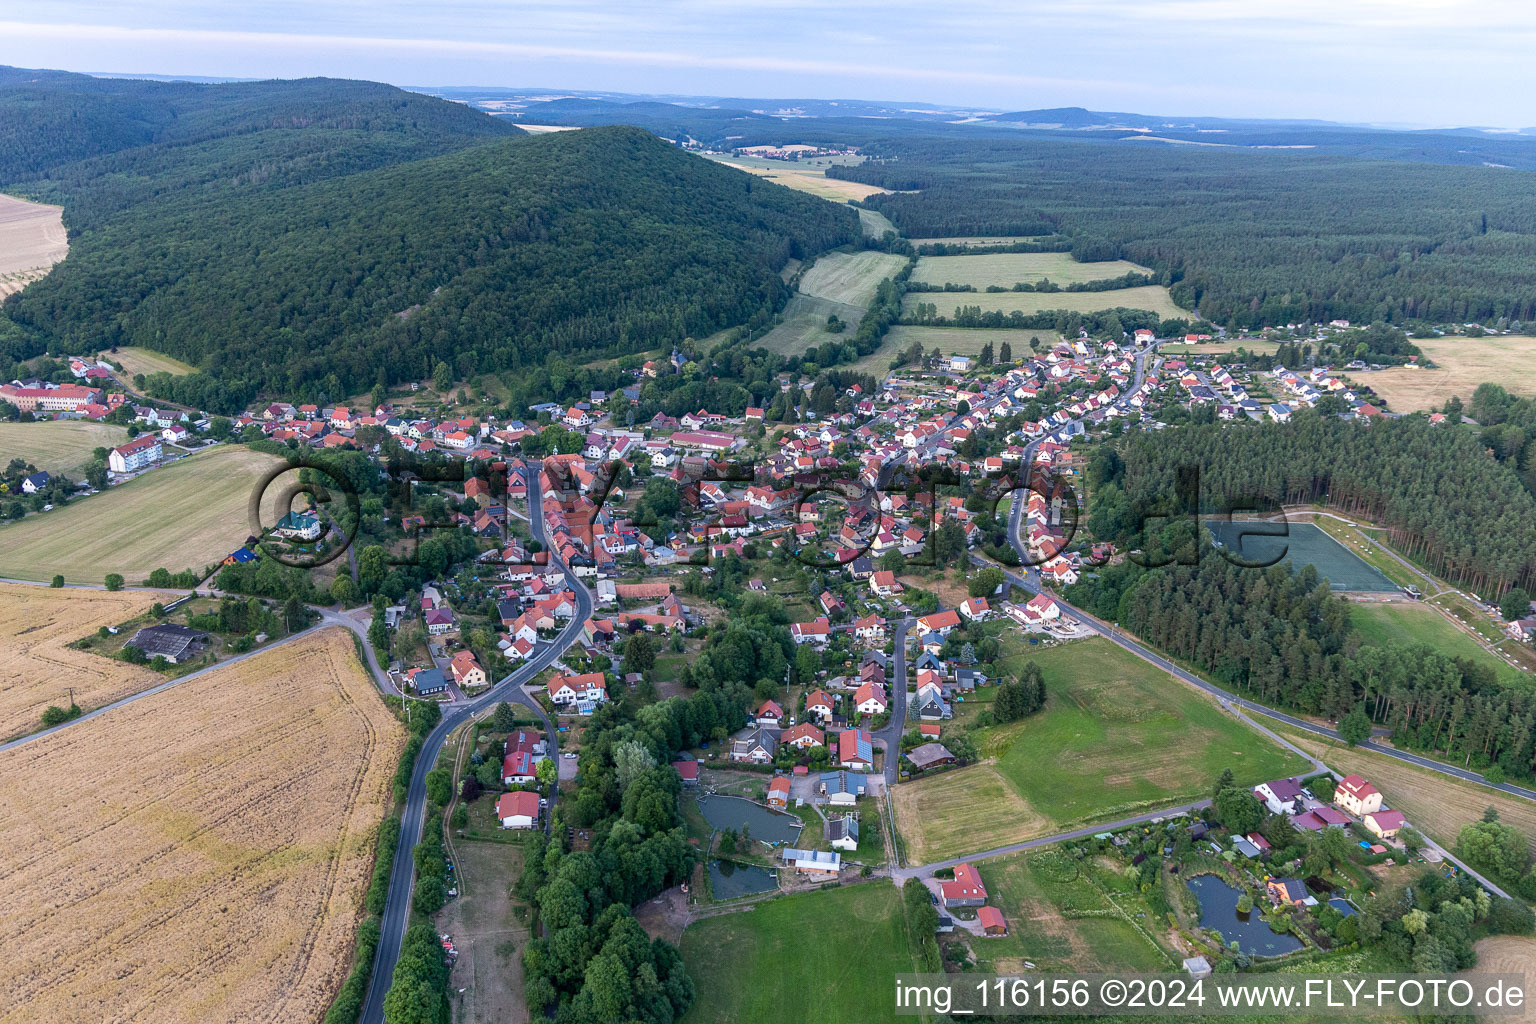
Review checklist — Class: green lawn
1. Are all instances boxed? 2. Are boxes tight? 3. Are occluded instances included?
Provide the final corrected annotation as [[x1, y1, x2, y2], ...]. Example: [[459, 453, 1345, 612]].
[[0, 445, 281, 582], [974, 850, 1170, 972], [849, 325, 1055, 377], [903, 283, 1187, 320], [681, 883, 916, 1024], [1349, 601, 1523, 688], [796, 250, 908, 307], [911, 252, 1149, 289], [990, 638, 1310, 825]]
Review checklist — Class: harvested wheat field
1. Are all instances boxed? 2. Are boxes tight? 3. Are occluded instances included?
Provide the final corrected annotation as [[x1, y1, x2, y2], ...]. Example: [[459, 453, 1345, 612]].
[[1467, 937, 1536, 1024], [0, 627, 403, 1024], [1345, 335, 1536, 412], [0, 193, 67, 297], [0, 582, 165, 741]]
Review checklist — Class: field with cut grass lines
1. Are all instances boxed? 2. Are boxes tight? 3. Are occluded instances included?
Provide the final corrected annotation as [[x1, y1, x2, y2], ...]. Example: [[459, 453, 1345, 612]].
[[0, 420, 131, 478], [904, 283, 1187, 320], [0, 445, 282, 583], [912, 252, 1149, 289], [0, 628, 403, 1024]]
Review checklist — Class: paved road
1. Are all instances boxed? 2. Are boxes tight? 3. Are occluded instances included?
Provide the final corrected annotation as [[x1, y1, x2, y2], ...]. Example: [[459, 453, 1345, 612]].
[[358, 479, 593, 1024], [875, 617, 912, 785]]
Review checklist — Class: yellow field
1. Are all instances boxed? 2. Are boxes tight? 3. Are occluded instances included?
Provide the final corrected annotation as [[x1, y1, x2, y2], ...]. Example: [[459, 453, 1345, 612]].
[[1343, 336, 1536, 412], [0, 193, 67, 298], [707, 154, 888, 201], [110, 346, 198, 377], [1279, 726, 1536, 855], [0, 627, 403, 1024], [0, 420, 130, 479], [796, 250, 909, 307], [0, 445, 282, 583], [904, 284, 1187, 320], [1468, 938, 1536, 1024], [912, 253, 1150, 289], [0, 583, 166, 740], [891, 761, 1053, 864]]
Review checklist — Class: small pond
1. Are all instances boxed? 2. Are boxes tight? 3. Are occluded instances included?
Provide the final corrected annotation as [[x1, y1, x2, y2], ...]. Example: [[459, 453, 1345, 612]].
[[1329, 897, 1357, 917], [708, 860, 779, 899], [695, 793, 803, 845], [1186, 875, 1304, 957]]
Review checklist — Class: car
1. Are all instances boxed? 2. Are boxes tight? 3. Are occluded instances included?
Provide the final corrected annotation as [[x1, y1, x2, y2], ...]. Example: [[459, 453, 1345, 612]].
[[562, 752, 577, 759]]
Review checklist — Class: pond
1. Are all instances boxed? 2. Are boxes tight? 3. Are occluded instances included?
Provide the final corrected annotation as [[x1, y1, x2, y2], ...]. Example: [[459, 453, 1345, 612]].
[[695, 793, 802, 845], [708, 860, 779, 899], [1186, 875, 1304, 957], [1329, 897, 1357, 917]]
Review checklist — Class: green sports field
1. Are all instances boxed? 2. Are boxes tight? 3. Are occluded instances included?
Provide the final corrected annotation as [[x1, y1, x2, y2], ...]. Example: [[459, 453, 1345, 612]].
[[1206, 521, 1398, 592], [681, 883, 917, 1024], [0, 445, 281, 583], [1349, 601, 1522, 688]]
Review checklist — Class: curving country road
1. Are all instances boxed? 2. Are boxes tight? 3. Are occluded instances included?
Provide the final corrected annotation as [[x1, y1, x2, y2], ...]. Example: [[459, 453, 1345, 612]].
[[357, 480, 593, 1024]]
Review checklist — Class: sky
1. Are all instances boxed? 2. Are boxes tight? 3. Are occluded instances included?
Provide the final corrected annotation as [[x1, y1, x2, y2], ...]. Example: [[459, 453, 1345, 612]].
[[1, 1, 1533, 126]]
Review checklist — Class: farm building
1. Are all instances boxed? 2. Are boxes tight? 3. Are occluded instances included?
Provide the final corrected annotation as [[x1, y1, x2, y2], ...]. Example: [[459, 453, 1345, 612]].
[[906, 742, 956, 771], [977, 906, 1007, 936], [123, 623, 209, 664]]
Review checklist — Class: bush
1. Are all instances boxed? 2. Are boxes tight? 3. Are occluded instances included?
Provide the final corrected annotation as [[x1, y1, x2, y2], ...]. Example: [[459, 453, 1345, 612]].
[[40, 703, 81, 727]]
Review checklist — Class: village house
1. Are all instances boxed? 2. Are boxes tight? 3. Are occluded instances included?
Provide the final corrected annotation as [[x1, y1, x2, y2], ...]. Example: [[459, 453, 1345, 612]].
[[1266, 878, 1309, 907], [1363, 809, 1407, 840], [547, 671, 608, 706], [1334, 774, 1383, 817], [449, 651, 486, 689], [497, 790, 540, 829], [780, 722, 825, 749], [766, 776, 790, 809], [819, 770, 865, 805], [837, 728, 874, 771], [824, 815, 859, 852], [730, 725, 779, 763], [940, 863, 987, 907]]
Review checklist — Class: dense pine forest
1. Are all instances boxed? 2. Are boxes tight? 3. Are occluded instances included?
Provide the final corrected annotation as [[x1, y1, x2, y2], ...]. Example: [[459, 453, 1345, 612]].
[[832, 138, 1536, 328], [0, 69, 855, 406], [1085, 413, 1536, 595]]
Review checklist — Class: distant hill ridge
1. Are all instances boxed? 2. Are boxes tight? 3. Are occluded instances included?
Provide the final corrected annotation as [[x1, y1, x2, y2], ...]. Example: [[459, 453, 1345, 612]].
[[0, 68, 856, 408]]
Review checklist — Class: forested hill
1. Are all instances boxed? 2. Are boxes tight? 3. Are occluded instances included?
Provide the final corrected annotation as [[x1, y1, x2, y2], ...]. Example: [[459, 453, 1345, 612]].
[[3, 120, 855, 409], [834, 138, 1536, 328], [0, 67, 856, 407], [0, 67, 520, 223]]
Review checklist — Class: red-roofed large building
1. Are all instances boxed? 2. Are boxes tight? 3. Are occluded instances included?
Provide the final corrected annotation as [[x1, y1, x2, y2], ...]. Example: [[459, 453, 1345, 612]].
[[0, 382, 102, 413], [449, 651, 486, 689], [108, 434, 163, 474]]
